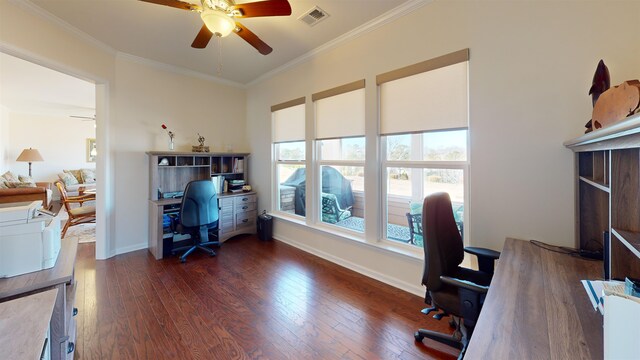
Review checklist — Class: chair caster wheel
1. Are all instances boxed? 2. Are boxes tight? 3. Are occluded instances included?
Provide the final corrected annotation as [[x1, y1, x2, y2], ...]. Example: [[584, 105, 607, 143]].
[[414, 332, 424, 342]]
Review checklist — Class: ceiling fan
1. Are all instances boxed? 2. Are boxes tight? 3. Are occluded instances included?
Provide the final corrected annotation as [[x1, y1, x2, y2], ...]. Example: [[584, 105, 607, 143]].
[[140, 0, 292, 55]]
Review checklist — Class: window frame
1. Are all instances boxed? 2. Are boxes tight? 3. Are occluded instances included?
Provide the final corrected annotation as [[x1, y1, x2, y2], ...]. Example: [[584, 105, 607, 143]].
[[315, 137, 366, 234], [270, 98, 306, 219], [380, 130, 470, 249]]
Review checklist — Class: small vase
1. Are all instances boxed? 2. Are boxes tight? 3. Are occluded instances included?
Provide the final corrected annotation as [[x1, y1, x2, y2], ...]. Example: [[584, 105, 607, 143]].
[[169, 138, 174, 151]]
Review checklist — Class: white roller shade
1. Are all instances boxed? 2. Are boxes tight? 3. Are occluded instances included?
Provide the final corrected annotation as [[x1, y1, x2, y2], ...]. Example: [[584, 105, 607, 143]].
[[315, 88, 365, 139], [273, 103, 305, 143], [380, 61, 468, 135]]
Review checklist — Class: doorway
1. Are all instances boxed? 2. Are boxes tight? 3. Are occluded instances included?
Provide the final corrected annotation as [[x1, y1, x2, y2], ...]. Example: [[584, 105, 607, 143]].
[[0, 50, 108, 259]]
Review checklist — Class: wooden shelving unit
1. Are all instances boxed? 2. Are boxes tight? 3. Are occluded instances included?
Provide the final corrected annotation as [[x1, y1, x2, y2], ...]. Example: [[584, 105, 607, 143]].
[[565, 112, 640, 279]]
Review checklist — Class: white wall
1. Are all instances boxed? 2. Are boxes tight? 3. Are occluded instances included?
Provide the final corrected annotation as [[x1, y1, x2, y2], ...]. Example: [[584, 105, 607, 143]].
[[111, 56, 246, 254], [246, 1, 640, 294], [4, 113, 95, 184], [0, 105, 9, 170]]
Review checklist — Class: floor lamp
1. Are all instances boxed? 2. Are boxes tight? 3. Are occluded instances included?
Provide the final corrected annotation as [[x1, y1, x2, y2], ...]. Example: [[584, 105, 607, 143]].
[[16, 148, 44, 177]]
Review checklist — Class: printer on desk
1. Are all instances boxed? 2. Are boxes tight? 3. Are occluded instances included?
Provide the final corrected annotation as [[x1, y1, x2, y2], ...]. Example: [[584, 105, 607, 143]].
[[0, 201, 61, 278]]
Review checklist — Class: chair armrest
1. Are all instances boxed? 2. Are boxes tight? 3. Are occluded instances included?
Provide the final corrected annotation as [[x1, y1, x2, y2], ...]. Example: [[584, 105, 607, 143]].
[[465, 247, 500, 275], [35, 182, 51, 190], [464, 247, 500, 260], [440, 275, 489, 294]]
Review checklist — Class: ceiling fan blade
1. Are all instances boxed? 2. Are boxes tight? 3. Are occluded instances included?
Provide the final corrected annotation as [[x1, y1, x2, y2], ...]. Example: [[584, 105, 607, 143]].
[[192, 24, 214, 48], [234, 22, 273, 55], [231, 0, 291, 18], [138, 0, 200, 11]]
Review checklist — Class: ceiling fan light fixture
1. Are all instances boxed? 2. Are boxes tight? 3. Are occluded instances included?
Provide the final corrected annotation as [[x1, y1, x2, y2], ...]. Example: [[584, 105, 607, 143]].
[[201, 9, 235, 37]]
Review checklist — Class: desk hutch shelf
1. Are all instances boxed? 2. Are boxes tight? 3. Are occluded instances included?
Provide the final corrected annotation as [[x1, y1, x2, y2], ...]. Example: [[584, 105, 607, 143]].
[[146, 151, 257, 260], [565, 112, 640, 280]]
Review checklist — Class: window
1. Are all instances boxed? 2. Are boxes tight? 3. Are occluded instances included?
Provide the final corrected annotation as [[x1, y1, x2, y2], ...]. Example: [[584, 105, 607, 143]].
[[378, 49, 469, 247], [313, 80, 365, 231], [272, 98, 306, 217]]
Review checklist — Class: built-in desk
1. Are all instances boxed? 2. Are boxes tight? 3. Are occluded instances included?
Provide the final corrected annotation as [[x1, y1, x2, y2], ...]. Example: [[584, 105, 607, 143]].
[[148, 191, 257, 259], [0, 289, 58, 360], [465, 238, 603, 359], [0, 237, 78, 360]]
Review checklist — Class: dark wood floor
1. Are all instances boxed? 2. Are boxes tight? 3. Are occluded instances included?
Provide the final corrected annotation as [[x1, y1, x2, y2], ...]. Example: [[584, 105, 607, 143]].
[[73, 235, 458, 359]]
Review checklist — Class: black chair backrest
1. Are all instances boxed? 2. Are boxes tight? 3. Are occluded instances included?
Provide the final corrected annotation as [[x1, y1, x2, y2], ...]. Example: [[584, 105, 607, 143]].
[[421, 192, 464, 290], [180, 180, 219, 228]]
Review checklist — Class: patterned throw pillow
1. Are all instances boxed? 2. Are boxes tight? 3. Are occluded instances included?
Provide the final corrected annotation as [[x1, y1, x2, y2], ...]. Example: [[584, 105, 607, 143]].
[[80, 169, 96, 184], [58, 172, 79, 186], [14, 182, 36, 188], [18, 175, 35, 184], [64, 169, 83, 184], [2, 171, 18, 182]]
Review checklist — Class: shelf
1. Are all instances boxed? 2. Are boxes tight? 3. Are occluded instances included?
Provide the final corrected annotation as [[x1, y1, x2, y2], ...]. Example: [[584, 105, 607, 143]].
[[564, 112, 640, 150], [579, 176, 610, 192], [163, 165, 210, 168], [612, 228, 640, 259]]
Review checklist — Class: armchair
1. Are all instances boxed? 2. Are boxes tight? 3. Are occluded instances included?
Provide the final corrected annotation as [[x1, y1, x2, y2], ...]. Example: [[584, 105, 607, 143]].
[[321, 192, 351, 224], [54, 181, 96, 238], [414, 192, 500, 359]]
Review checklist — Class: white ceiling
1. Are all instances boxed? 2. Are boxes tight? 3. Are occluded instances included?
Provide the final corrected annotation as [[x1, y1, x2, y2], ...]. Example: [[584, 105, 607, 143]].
[[1, 0, 419, 118], [0, 52, 96, 118], [26, 0, 413, 85]]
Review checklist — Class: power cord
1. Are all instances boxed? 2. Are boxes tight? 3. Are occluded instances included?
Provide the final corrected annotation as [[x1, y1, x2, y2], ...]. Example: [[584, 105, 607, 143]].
[[529, 239, 603, 261]]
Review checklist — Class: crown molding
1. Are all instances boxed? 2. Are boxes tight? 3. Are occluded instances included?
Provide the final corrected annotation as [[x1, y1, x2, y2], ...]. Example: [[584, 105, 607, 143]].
[[246, 0, 432, 88], [13, 0, 117, 56], [115, 52, 245, 89]]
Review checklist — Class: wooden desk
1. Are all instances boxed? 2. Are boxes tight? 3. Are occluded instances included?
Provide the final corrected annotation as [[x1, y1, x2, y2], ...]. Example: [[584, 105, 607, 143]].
[[148, 191, 257, 259], [0, 237, 78, 360], [0, 289, 58, 360], [465, 238, 603, 359]]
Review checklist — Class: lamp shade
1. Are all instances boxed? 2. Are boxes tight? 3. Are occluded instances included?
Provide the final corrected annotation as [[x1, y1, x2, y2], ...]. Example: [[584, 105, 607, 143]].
[[201, 9, 235, 37], [16, 148, 44, 162]]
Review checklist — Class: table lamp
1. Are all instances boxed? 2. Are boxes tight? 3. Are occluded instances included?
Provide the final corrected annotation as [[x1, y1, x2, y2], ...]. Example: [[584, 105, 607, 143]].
[[16, 148, 44, 177]]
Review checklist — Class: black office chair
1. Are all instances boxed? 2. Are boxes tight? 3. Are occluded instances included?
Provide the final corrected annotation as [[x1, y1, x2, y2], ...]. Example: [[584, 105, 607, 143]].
[[414, 192, 500, 359], [172, 180, 220, 263]]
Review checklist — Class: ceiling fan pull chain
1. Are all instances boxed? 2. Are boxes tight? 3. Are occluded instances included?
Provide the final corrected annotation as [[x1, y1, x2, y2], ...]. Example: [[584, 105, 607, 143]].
[[216, 36, 223, 75]]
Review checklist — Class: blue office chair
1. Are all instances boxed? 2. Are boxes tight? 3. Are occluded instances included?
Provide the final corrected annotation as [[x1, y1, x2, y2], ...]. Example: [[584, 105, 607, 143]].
[[172, 180, 220, 263]]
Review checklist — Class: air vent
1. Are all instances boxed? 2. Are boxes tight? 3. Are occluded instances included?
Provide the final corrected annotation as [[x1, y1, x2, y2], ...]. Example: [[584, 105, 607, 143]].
[[298, 6, 329, 27]]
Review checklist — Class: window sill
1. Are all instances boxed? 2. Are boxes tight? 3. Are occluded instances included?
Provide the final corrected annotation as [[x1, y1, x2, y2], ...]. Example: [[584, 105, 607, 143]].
[[270, 211, 423, 262]]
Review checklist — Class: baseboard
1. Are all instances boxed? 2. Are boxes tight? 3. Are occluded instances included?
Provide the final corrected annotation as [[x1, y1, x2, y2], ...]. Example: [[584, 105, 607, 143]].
[[112, 242, 148, 257], [274, 233, 424, 297]]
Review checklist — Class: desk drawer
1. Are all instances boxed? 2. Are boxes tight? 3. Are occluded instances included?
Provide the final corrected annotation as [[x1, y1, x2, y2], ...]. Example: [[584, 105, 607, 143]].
[[234, 195, 256, 206], [236, 210, 256, 229], [236, 202, 256, 213]]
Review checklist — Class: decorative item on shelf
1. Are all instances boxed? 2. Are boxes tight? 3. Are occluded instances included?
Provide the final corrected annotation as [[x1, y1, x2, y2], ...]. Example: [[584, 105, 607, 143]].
[[192, 133, 210, 152], [162, 124, 175, 151], [159, 158, 169, 166], [242, 185, 252, 192], [585, 60, 611, 133], [591, 80, 640, 131]]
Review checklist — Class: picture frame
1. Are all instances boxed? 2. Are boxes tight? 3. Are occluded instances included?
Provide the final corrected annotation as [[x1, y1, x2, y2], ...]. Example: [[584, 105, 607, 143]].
[[87, 138, 97, 162]]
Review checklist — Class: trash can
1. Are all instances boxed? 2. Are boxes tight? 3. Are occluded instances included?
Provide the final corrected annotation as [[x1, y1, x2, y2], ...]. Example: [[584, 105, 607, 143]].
[[257, 211, 273, 241]]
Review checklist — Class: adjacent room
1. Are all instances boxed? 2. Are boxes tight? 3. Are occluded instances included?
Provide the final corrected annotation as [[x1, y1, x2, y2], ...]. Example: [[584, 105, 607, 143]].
[[0, 0, 639, 359]]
